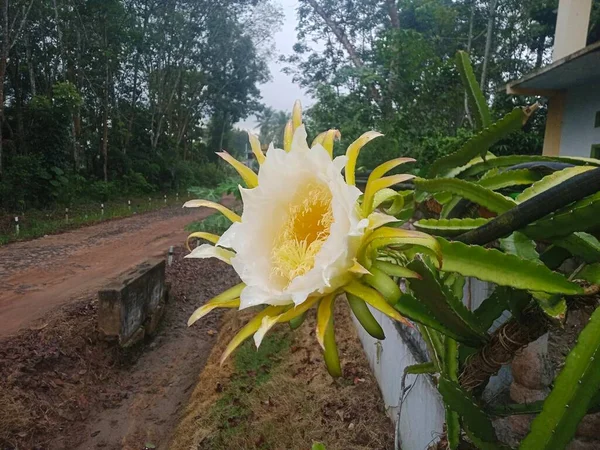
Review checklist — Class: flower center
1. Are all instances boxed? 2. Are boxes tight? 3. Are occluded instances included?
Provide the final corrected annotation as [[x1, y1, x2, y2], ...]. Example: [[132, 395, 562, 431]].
[[271, 181, 334, 284]]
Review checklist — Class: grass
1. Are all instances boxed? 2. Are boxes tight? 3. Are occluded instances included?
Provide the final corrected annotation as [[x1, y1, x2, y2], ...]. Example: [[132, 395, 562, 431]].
[[169, 302, 394, 450], [0, 193, 191, 245], [205, 333, 291, 449]]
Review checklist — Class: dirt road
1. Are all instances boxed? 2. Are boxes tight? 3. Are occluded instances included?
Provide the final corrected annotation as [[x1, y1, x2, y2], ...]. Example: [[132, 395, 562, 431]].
[[0, 200, 231, 337]]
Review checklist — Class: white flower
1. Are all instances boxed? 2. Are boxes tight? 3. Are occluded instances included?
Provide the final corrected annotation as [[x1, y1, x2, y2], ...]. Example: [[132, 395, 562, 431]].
[[183, 100, 440, 375], [219, 125, 369, 309]]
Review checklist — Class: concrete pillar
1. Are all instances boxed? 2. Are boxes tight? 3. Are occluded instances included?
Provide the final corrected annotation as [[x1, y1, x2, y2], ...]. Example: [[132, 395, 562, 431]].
[[553, 0, 593, 61]]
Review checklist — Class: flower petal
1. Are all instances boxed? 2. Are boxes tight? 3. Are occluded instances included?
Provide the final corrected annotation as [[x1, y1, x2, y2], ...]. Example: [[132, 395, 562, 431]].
[[316, 293, 335, 350], [367, 211, 399, 230], [220, 305, 286, 364], [372, 260, 421, 279], [349, 259, 371, 275], [311, 131, 327, 148], [186, 232, 220, 251], [360, 227, 442, 267], [248, 133, 265, 164], [363, 174, 415, 215], [344, 280, 410, 326], [217, 151, 258, 188], [185, 244, 235, 264], [345, 131, 383, 186], [188, 282, 245, 326], [182, 199, 241, 223], [317, 129, 340, 158], [369, 157, 415, 182], [283, 120, 293, 151], [253, 314, 281, 348], [188, 298, 240, 326], [292, 100, 303, 131]]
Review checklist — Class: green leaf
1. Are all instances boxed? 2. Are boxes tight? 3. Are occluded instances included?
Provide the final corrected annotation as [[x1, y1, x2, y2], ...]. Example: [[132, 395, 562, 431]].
[[407, 259, 487, 345], [444, 336, 461, 450], [415, 178, 517, 214], [458, 155, 600, 179], [312, 443, 327, 450], [531, 292, 567, 322], [516, 166, 595, 203], [405, 362, 437, 374], [428, 108, 526, 178], [490, 401, 545, 416], [437, 239, 583, 295], [499, 231, 539, 261], [444, 273, 466, 302], [289, 312, 307, 329], [474, 287, 508, 331], [414, 218, 490, 236], [464, 427, 511, 450], [446, 407, 461, 450], [438, 377, 497, 442], [418, 324, 444, 370], [455, 50, 491, 131], [552, 232, 600, 263], [347, 294, 385, 340], [540, 246, 571, 270], [363, 266, 402, 304], [578, 263, 600, 284], [525, 192, 600, 240], [478, 169, 542, 191], [520, 306, 600, 450], [395, 293, 479, 344]]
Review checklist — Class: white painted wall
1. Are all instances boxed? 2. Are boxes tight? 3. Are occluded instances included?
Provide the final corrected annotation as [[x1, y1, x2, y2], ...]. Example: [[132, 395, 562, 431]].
[[354, 279, 511, 450], [559, 79, 600, 157]]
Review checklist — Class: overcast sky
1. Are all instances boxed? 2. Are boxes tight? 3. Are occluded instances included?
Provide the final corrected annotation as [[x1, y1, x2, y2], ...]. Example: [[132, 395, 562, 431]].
[[236, 0, 314, 131]]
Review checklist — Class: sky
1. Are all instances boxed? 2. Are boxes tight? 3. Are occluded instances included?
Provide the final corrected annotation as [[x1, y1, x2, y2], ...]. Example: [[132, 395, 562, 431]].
[[236, 0, 314, 131]]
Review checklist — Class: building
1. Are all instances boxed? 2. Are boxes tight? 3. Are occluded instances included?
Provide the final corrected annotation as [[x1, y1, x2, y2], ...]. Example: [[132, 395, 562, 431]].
[[507, 0, 599, 158]]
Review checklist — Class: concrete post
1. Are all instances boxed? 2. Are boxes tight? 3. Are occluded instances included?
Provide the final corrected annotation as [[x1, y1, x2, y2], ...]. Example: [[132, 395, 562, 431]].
[[553, 0, 592, 61]]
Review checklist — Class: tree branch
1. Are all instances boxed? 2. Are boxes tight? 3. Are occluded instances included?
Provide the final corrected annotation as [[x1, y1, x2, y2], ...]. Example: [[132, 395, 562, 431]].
[[454, 168, 600, 245]]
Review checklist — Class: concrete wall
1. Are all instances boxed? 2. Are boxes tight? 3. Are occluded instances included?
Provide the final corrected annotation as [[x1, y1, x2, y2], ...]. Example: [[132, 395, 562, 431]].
[[354, 278, 510, 450], [560, 79, 600, 157], [98, 258, 167, 346]]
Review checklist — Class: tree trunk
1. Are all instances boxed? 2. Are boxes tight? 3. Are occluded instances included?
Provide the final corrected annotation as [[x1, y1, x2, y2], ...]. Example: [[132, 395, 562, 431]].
[[463, 0, 476, 127], [102, 22, 109, 182], [480, 0, 498, 94], [386, 0, 399, 29], [25, 32, 35, 96], [0, 0, 9, 177]]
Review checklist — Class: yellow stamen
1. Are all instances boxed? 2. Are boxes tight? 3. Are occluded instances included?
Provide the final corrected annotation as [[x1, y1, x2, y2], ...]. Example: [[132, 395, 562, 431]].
[[271, 182, 334, 284]]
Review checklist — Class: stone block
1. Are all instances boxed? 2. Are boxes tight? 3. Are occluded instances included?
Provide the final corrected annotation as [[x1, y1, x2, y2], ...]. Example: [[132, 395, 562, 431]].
[[511, 334, 553, 390], [98, 258, 167, 346], [576, 412, 600, 439], [568, 438, 600, 450], [509, 382, 549, 404]]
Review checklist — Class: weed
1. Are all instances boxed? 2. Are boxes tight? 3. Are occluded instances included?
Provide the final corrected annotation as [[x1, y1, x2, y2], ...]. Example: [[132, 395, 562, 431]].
[[202, 332, 290, 449]]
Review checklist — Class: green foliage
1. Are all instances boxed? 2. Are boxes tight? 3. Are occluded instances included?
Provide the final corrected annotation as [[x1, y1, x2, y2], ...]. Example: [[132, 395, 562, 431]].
[[438, 377, 497, 443], [406, 258, 487, 346], [0, 1, 277, 212], [520, 307, 600, 450], [455, 51, 491, 131], [347, 294, 385, 340], [525, 192, 600, 240], [414, 218, 490, 236], [404, 362, 436, 375], [428, 107, 528, 178], [416, 178, 517, 214], [437, 239, 582, 295]]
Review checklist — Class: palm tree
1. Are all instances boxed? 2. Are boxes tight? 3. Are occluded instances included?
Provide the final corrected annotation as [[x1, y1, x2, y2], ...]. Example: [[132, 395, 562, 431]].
[[257, 107, 290, 147]]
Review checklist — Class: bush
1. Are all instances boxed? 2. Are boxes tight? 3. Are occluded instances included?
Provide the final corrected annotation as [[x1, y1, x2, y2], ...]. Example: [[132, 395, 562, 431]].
[[194, 162, 227, 187], [86, 181, 120, 202]]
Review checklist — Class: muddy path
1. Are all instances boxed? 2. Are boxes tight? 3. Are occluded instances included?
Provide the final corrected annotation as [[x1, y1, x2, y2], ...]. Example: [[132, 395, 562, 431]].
[[0, 198, 233, 337], [0, 250, 240, 450]]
